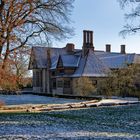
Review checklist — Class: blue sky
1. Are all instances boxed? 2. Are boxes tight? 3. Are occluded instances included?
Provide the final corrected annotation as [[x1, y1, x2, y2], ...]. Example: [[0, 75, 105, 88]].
[[54, 0, 140, 53]]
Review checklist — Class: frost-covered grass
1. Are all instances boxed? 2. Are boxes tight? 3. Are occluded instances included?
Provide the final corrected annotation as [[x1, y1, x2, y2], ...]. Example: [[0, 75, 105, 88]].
[[0, 94, 82, 105], [0, 104, 140, 140]]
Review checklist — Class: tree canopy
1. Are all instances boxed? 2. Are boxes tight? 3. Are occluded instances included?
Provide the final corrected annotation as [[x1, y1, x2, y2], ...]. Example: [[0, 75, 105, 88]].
[[0, 0, 74, 65], [0, 0, 74, 91], [118, 0, 140, 36]]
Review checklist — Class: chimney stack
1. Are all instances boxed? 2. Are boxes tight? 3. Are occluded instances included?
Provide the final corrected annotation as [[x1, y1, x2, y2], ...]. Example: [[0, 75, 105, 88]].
[[106, 44, 111, 53], [83, 30, 93, 47], [66, 43, 74, 53], [82, 30, 94, 56], [120, 45, 126, 54]]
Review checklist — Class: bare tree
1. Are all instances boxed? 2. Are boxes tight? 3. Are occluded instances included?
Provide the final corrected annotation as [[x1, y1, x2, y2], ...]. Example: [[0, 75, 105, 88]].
[[9, 46, 30, 87], [0, 46, 31, 91], [118, 0, 140, 36], [0, 65, 18, 91], [0, 0, 74, 68]]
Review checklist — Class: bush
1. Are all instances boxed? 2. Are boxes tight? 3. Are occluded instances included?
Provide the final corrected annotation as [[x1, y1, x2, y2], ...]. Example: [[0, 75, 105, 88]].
[[0, 101, 5, 107], [73, 77, 96, 96], [0, 68, 18, 91], [26, 83, 32, 88], [97, 64, 140, 98], [97, 76, 116, 97]]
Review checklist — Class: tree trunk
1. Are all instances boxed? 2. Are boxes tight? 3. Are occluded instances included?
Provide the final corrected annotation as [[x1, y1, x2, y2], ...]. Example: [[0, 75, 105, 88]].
[[2, 30, 10, 69], [2, 48, 9, 69], [0, 0, 4, 59], [0, 46, 2, 58], [0, 0, 4, 12]]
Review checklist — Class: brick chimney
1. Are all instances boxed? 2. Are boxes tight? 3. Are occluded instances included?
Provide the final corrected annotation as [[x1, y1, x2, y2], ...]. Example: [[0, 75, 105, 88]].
[[120, 45, 126, 54], [66, 43, 75, 53], [82, 30, 94, 56], [106, 44, 111, 53]]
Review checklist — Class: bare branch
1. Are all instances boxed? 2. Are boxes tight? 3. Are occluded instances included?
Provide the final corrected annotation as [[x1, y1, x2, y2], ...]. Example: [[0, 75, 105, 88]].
[[118, 0, 140, 36], [0, 0, 74, 65]]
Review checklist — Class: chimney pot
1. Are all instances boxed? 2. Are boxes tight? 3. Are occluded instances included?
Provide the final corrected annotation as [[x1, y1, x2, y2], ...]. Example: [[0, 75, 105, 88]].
[[106, 44, 111, 52], [83, 30, 94, 47], [121, 45, 126, 54]]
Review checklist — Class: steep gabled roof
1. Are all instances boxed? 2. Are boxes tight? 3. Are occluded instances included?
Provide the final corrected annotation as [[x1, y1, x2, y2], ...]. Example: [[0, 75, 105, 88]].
[[50, 56, 59, 70], [29, 46, 140, 72], [61, 55, 81, 67], [29, 46, 82, 69], [72, 48, 110, 77], [28, 47, 37, 69], [96, 52, 140, 69], [29, 47, 67, 69], [50, 54, 81, 69]]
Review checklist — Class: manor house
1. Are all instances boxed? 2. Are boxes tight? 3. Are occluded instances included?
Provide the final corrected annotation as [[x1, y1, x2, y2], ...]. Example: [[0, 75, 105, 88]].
[[29, 30, 140, 94]]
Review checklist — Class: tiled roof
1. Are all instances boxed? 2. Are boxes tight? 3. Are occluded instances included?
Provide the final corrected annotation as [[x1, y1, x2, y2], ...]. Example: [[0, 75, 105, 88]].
[[50, 54, 81, 69], [61, 55, 81, 67], [72, 49, 110, 77], [29, 46, 140, 77], [32, 47, 48, 68], [96, 52, 140, 69], [29, 47, 67, 69], [50, 56, 59, 70]]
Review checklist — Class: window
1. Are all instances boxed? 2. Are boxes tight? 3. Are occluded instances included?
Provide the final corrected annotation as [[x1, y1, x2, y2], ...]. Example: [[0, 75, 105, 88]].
[[59, 69, 64, 75], [52, 80, 56, 89], [34, 71, 42, 87], [64, 80, 70, 88], [52, 71, 55, 76], [36, 71, 40, 87], [57, 81, 63, 88]]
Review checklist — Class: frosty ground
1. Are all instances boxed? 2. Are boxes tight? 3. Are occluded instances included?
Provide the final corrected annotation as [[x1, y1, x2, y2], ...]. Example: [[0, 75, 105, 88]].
[[0, 95, 140, 140], [0, 94, 82, 105], [0, 105, 140, 140]]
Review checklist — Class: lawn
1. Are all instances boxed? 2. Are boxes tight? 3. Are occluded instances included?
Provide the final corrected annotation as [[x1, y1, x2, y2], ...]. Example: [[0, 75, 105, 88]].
[[0, 104, 140, 140], [0, 94, 82, 105]]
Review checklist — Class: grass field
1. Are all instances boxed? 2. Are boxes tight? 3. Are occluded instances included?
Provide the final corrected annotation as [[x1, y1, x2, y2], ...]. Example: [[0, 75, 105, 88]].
[[0, 94, 82, 105], [0, 104, 140, 140]]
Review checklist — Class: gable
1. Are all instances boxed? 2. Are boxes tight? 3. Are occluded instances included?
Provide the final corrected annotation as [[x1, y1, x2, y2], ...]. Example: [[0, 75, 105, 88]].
[[73, 49, 110, 77], [28, 48, 37, 69], [57, 56, 63, 68], [82, 49, 110, 76], [29, 47, 67, 69]]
